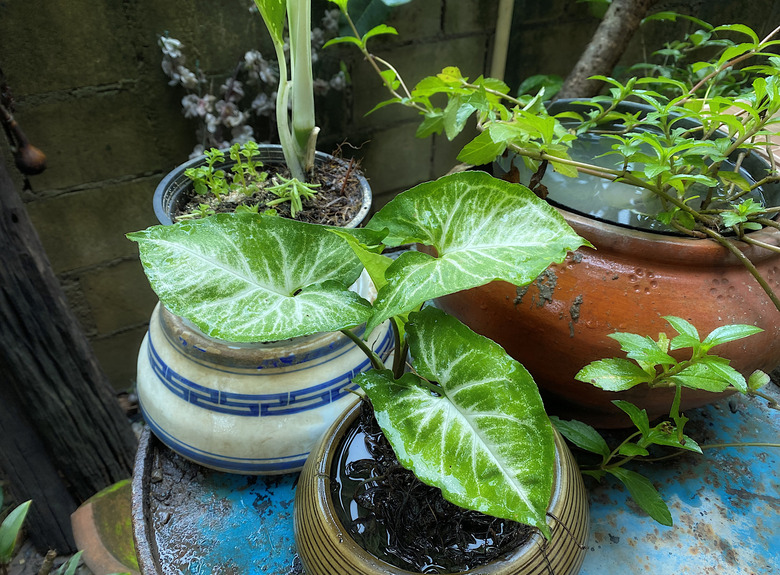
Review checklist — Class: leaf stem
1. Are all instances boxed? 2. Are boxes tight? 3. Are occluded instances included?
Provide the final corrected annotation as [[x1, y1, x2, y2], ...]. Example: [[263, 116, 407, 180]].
[[341, 328, 385, 371]]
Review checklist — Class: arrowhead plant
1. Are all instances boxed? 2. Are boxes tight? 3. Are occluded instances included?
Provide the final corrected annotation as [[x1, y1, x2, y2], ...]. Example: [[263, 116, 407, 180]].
[[129, 170, 590, 537]]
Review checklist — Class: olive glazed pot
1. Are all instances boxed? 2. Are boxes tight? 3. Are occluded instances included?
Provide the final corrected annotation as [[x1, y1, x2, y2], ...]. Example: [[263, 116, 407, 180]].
[[152, 144, 372, 227], [435, 200, 780, 428], [136, 272, 393, 475], [295, 401, 590, 575]]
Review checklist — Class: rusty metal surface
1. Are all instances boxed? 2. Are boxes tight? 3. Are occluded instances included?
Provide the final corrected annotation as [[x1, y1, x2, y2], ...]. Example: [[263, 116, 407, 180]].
[[580, 383, 779, 574], [132, 383, 778, 574]]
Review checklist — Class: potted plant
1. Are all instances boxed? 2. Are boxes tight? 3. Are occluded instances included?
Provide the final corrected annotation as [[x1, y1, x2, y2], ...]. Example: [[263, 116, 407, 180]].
[[129, 170, 591, 572], [328, 8, 780, 425], [135, 0, 405, 473]]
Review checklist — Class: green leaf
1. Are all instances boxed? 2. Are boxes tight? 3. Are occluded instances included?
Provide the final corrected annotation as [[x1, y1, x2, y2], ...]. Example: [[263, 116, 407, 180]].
[[612, 400, 650, 437], [702, 324, 763, 349], [713, 24, 759, 44], [575, 358, 652, 391], [128, 214, 379, 342], [252, 0, 287, 46], [415, 111, 445, 138], [0, 500, 31, 562], [55, 551, 84, 575], [327, 0, 349, 11], [663, 315, 701, 352], [323, 36, 363, 49], [356, 307, 555, 536], [457, 130, 507, 166], [608, 333, 677, 366], [671, 357, 747, 393], [618, 443, 649, 457], [607, 468, 672, 526], [646, 428, 702, 453], [549, 417, 610, 458], [364, 172, 590, 331], [748, 370, 770, 391], [362, 24, 398, 45], [717, 170, 753, 192]]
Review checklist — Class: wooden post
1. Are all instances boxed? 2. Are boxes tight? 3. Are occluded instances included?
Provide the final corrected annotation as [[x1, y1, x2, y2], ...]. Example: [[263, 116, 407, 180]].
[[0, 149, 138, 553]]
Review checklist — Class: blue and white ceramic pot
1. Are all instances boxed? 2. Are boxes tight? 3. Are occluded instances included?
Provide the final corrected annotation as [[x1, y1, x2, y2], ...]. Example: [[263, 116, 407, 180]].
[[136, 273, 393, 475]]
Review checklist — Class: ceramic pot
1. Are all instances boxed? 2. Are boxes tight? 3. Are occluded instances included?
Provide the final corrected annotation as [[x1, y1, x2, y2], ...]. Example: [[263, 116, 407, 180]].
[[136, 271, 393, 475], [435, 101, 780, 427], [152, 144, 372, 227], [295, 401, 589, 575]]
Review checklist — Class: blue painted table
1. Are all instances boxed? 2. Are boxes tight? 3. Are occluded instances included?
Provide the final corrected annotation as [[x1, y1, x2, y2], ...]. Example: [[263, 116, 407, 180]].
[[132, 383, 779, 575]]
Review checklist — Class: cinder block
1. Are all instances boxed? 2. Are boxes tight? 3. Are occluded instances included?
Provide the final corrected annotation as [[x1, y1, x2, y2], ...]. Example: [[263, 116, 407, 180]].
[[25, 177, 160, 274], [359, 121, 433, 198], [15, 91, 169, 192], [90, 326, 150, 392], [80, 260, 159, 336], [0, 1, 138, 95]]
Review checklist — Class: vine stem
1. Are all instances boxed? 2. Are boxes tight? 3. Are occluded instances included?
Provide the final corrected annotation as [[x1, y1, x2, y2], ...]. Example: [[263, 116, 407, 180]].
[[340, 328, 385, 371]]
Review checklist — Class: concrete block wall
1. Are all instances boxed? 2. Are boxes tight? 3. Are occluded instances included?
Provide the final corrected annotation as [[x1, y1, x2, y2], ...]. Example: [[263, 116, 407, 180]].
[[0, 0, 499, 391], [2, 0, 776, 391]]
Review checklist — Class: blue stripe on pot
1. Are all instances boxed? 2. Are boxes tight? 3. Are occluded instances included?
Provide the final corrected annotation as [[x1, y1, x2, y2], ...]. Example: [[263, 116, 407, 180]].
[[160, 321, 371, 374], [140, 406, 309, 473], [147, 325, 394, 417]]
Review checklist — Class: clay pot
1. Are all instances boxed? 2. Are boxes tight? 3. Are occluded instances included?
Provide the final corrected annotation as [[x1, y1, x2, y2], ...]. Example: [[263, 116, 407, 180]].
[[152, 144, 372, 227], [295, 401, 589, 575], [434, 209, 780, 427], [136, 271, 393, 475]]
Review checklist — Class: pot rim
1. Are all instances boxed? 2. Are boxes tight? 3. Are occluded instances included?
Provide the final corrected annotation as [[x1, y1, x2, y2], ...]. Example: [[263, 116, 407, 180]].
[[305, 401, 570, 575], [153, 144, 372, 227]]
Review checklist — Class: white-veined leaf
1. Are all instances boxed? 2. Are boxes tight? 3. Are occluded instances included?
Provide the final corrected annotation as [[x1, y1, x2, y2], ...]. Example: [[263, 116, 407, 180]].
[[364, 171, 590, 331], [356, 307, 555, 536], [128, 214, 379, 341]]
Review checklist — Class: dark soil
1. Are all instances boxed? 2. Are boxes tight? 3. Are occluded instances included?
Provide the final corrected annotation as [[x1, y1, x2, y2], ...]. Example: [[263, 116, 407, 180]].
[[174, 156, 367, 226], [334, 403, 534, 574]]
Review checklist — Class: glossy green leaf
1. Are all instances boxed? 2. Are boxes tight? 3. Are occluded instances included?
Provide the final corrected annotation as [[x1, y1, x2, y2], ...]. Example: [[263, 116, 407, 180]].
[[671, 356, 746, 392], [364, 171, 589, 331], [748, 369, 770, 391], [253, 0, 286, 45], [576, 358, 652, 391], [702, 324, 763, 349], [608, 333, 677, 366], [0, 500, 31, 562], [362, 24, 398, 45], [646, 428, 702, 453], [550, 417, 610, 458], [356, 307, 555, 536], [56, 551, 84, 575], [128, 214, 378, 342], [457, 130, 507, 165], [607, 468, 672, 526], [664, 315, 702, 352], [618, 443, 649, 457], [612, 400, 650, 437]]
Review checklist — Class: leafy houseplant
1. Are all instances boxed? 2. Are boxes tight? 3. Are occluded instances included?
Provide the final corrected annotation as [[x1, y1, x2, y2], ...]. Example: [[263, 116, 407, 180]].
[[129, 171, 591, 570], [326, 8, 780, 423]]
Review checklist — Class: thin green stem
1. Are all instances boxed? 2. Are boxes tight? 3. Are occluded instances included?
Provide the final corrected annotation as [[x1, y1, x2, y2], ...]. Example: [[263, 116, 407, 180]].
[[341, 328, 385, 371], [701, 442, 780, 450]]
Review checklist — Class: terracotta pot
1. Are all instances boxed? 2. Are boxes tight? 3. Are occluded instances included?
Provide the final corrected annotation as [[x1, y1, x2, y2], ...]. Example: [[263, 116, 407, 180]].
[[295, 401, 589, 575], [152, 144, 372, 227], [435, 209, 780, 427]]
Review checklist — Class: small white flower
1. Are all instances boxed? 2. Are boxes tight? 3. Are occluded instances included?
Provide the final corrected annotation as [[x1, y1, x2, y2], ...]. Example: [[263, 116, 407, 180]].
[[311, 27, 326, 50], [321, 9, 340, 34], [159, 36, 183, 59], [178, 66, 200, 90], [221, 79, 245, 102], [329, 71, 347, 92], [251, 92, 275, 116], [205, 113, 220, 134], [215, 100, 247, 128], [189, 144, 205, 159], [313, 78, 330, 96], [230, 125, 255, 144], [181, 94, 215, 118]]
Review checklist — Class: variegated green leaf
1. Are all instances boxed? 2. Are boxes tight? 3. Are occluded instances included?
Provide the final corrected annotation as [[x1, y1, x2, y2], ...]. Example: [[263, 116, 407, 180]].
[[364, 171, 589, 331], [355, 307, 555, 536], [253, 0, 286, 46], [128, 214, 376, 342]]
